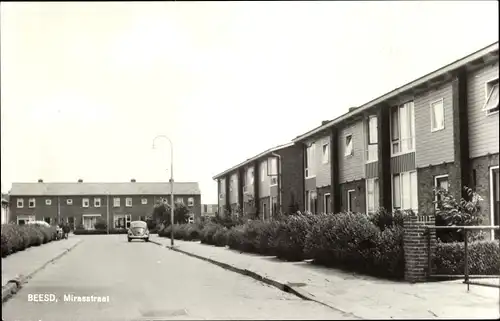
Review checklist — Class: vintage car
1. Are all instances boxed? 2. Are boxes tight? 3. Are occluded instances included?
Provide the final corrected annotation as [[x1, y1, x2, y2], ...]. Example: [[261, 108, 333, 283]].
[[127, 220, 149, 242]]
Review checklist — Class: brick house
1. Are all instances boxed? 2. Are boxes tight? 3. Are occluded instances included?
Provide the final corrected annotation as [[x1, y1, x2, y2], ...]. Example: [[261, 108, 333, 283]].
[[1, 195, 9, 224], [9, 179, 202, 230], [213, 143, 304, 220], [292, 42, 498, 238], [213, 42, 498, 238]]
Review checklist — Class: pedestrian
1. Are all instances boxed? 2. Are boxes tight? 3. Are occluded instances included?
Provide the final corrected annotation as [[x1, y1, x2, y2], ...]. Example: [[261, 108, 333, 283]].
[[62, 222, 70, 239]]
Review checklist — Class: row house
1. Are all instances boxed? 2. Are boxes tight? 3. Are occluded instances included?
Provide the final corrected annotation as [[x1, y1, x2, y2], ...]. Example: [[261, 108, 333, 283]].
[[213, 143, 304, 220], [292, 42, 499, 238], [9, 179, 202, 230], [213, 42, 498, 239]]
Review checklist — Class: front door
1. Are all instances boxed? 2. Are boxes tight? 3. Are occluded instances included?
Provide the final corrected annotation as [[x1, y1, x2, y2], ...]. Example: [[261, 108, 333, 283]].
[[491, 166, 499, 239]]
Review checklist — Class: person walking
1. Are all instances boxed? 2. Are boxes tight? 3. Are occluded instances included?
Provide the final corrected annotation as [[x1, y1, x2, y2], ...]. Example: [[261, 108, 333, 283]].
[[62, 222, 70, 239]]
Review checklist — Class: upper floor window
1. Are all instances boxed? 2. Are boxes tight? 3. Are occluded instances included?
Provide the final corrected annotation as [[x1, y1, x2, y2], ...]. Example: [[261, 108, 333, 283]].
[[113, 197, 120, 207], [430, 99, 445, 132], [125, 197, 132, 207], [66, 199, 73, 205], [94, 198, 101, 208], [261, 162, 266, 182], [82, 198, 90, 208], [305, 143, 316, 178], [391, 101, 415, 155], [484, 78, 499, 115], [17, 198, 24, 208], [344, 134, 353, 157], [366, 116, 378, 162], [141, 198, 148, 205], [176, 197, 184, 204], [29, 198, 36, 208], [269, 158, 278, 186], [188, 197, 194, 207], [45, 199, 52, 206], [246, 168, 254, 186], [322, 142, 330, 164]]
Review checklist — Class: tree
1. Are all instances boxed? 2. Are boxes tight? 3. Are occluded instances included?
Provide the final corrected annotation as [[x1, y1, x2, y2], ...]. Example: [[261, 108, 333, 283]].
[[151, 200, 190, 226]]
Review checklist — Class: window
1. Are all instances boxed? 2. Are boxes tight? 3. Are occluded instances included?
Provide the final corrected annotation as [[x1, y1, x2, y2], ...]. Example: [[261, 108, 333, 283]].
[[82, 214, 100, 230], [322, 143, 330, 164], [393, 171, 418, 212], [305, 190, 317, 213], [125, 198, 132, 207], [244, 167, 254, 190], [430, 99, 445, 131], [305, 143, 316, 178], [176, 197, 184, 204], [29, 198, 36, 208], [347, 189, 355, 212], [344, 134, 353, 157], [139, 216, 146, 222], [66, 199, 73, 205], [271, 197, 278, 218], [67, 216, 75, 230], [44, 217, 52, 225], [141, 198, 148, 205], [94, 198, 101, 208], [324, 193, 331, 214], [391, 102, 415, 155], [261, 162, 266, 182], [45, 199, 52, 206], [113, 198, 120, 207], [366, 178, 380, 214], [187, 197, 194, 207], [17, 198, 24, 208], [366, 116, 378, 162], [114, 214, 129, 229], [82, 198, 89, 208], [434, 175, 449, 209], [269, 158, 278, 185], [484, 78, 499, 115]]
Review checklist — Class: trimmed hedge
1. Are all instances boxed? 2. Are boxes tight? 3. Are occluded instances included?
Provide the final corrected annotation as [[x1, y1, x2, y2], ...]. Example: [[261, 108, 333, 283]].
[[1, 224, 59, 258], [434, 240, 500, 275], [73, 229, 128, 235]]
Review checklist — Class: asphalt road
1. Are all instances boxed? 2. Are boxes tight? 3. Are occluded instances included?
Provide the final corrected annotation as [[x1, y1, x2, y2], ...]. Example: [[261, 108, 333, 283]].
[[2, 235, 351, 321]]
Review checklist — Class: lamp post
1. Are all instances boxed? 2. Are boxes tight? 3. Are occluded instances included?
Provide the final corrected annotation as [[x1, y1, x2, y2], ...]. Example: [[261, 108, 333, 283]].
[[152, 135, 175, 246]]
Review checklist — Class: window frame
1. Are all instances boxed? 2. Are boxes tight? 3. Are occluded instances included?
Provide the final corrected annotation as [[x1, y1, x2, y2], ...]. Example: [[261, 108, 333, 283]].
[[366, 115, 378, 163], [322, 142, 330, 164], [434, 174, 449, 209], [187, 197, 194, 207], [484, 77, 499, 116], [141, 198, 148, 205], [125, 197, 133, 207], [28, 198, 36, 208], [94, 197, 101, 208], [366, 178, 380, 214], [323, 193, 331, 214], [66, 199, 73, 205], [392, 171, 418, 212], [45, 199, 52, 206], [390, 101, 416, 156], [82, 198, 90, 208], [344, 134, 354, 157], [17, 198, 24, 208], [347, 189, 355, 212], [430, 98, 445, 132], [305, 143, 316, 179], [113, 197, 120, 207]]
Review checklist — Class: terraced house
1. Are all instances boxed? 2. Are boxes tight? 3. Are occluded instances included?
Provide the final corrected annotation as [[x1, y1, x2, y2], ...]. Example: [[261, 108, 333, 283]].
[[214, 42, 499, 238], [214, 143, 304, 220], [9, 179, 202, 230]]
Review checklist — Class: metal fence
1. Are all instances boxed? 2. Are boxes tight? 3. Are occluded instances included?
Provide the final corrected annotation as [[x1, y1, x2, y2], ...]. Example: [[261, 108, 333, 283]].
[[425, 225, 500, 291]]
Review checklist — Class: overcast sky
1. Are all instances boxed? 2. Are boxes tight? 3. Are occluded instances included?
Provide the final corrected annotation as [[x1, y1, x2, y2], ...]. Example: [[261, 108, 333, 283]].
[[1, 1, 498, 203]]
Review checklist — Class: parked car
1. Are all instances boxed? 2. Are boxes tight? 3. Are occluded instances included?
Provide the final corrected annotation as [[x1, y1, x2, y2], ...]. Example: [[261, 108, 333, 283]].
[[127, 221, 149, 242], [27, 220, 63, 240]]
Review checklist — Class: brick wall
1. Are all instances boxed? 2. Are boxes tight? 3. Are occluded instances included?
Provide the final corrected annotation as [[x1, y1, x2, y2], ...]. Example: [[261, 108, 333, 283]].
[[339, 179, 365, 213], [403, 214, 436, 282], [279, 144, 305, 213], [417, 162, 457, 215], [470, 153, 499, 224], [316, 186, 331, 213]]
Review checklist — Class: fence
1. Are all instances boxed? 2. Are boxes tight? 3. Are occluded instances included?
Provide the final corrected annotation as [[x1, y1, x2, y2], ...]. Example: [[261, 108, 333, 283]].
[[425, 225, 500, 291]]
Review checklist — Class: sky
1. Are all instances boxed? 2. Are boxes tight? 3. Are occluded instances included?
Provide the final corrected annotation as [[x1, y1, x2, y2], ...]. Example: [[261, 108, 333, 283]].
[[1, 1, 498, 204]]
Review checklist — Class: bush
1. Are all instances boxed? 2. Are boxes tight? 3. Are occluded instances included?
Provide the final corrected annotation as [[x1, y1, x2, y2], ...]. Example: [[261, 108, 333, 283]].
[[94, 218, 107, 230], [368, 208, 407, 231], [200, 223, 226, 245], [213, 228, 228, 247], [434, 240, 500, 275], [1, 224, 59, 258], [184, 224, 202, 241]]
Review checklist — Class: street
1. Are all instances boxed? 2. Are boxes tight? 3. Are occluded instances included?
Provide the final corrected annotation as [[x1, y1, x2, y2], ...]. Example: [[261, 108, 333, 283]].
[[2, 235, 351, 321]]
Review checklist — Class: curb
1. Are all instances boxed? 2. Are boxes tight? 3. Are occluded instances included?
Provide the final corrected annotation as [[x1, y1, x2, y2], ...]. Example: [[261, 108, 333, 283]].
[[165, 244, 362, 319], [2, 239, 83, 304]]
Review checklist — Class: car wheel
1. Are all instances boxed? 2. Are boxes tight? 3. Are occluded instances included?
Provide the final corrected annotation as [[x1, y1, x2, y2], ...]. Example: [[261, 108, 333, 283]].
[[128, 238, 131, 242], [145, 238, 149, 242]]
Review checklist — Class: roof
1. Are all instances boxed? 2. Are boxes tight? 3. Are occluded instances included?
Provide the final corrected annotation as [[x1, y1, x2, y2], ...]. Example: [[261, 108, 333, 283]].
[[9, 182, 201, 196], [293, 41, 499, 143], [212, 142, 295, 180]]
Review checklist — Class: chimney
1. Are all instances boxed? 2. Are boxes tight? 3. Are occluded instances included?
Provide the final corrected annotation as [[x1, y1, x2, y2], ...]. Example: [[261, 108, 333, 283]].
[[78, 179, 83, 183], [321, 120, 330, 126], [348, 106, 358, 112], [38, 179, 43, 183], [131, 179, 136, 183]]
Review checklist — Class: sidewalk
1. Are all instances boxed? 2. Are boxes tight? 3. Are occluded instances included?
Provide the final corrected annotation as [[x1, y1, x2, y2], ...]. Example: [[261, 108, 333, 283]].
[[2, 237, 82, 288], [151, 236, 500, 319]]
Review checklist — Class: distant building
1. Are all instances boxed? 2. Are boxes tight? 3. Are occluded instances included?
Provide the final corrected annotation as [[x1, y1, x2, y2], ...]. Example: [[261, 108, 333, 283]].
[[1, 194, 10, 224], [9, 179, 202, 230], [201, 204, 218, 218]]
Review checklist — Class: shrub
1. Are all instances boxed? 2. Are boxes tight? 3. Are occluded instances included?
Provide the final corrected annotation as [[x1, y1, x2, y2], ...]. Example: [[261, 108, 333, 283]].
[[184, 224, 202, 241], [0, 224, 58, 258], [213, 228, 228, 247], [368, 208, 407, 231], [94, 218, 107, 230], [200, 223, 226, 245], [434, 240, 500, 275]]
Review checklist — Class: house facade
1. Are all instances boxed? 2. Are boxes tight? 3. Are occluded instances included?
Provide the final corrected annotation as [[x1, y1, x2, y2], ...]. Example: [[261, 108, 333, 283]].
[[9, 179, 202, 230], [214, 143, 304, 220], [213, 42, 498, 238]]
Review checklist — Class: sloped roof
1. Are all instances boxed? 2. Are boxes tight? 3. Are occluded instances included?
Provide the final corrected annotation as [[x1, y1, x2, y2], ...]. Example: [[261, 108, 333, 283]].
[[9, 182, 201, 196]]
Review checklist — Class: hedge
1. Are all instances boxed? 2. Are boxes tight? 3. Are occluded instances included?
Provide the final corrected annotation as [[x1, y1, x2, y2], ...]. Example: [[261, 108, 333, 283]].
[[73, 229, 128, 235], [1, 224, 59, 258], [433, 240, 500, 275]]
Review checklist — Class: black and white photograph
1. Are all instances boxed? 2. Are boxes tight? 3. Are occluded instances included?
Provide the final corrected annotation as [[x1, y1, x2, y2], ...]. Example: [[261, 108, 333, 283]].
[[1, 1, 499, 320]]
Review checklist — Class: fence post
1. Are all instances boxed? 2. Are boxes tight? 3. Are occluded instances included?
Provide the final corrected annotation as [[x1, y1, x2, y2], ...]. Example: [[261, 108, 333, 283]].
[[403, 213, 436, 282]]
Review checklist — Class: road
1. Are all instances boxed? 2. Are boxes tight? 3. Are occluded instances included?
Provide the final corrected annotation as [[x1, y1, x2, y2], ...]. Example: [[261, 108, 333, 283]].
[[2, 235, 351, 321]]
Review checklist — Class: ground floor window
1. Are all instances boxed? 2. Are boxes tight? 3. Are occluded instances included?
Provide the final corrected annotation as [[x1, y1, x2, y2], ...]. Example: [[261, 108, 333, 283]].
[[366, 178, 380, 214], [392, 171, 418, 212], [82, 215, 101, 230], [44, 217, 52, 225], [305, 190, 317, 214], [114, 214, 131, 229], [324, 193, 331, 214], [67, 216, 75, 230], [17, 215, 35, 225], [491, 165, 499, 240], [271, 196, 278, 218], [434, 174, 449, 210]]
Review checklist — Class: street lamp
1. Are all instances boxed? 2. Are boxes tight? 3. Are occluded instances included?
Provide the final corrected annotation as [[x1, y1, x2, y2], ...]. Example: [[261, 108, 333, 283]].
[[152, 135, 175, 246]]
